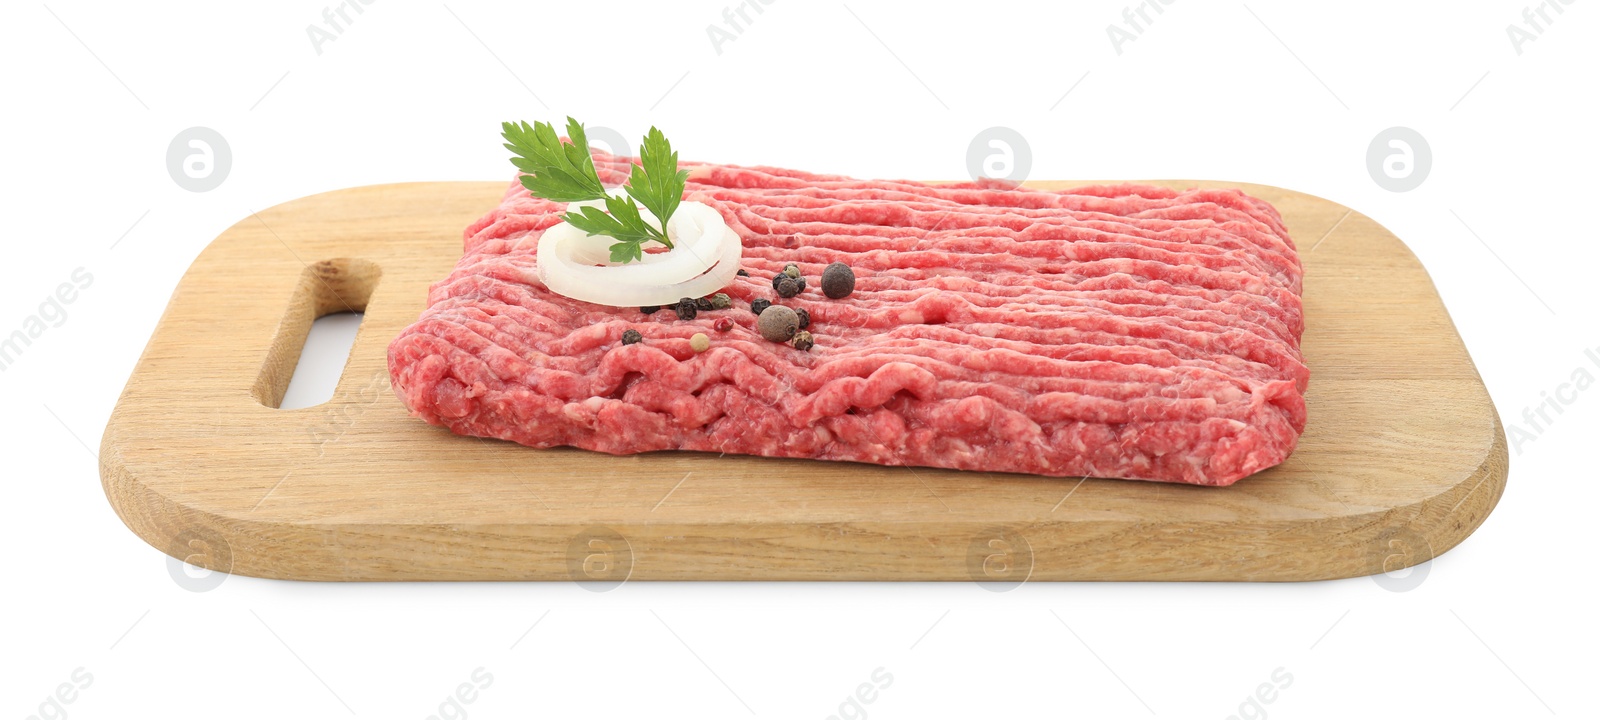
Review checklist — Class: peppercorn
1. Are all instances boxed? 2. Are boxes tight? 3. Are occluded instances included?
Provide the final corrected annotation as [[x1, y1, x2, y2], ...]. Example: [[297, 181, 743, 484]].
[[621, 328, 642, 345], [821, 262, 855, 299], [795, 276, 807, 293], [791, 330, 814, 351], [674, 297, 698, 321], [771, 274, 785, 290], [775, 276, 800, 298], [710, 292, 731, 310], [690, 333, 711, 353], [713, 317, 734, 333], [751, 298, 772, 315], [736, 269, 749, 277], [695, 297, 714, 311], [757, 305, 800, 342], [640, 305, 660, 314], [795, 307, 810, 330], [783, 263, 801, 279]]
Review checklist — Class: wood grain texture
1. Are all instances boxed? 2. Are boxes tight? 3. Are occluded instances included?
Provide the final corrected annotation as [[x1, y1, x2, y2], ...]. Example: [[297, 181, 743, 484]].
[[99, 181, 1508, 582]]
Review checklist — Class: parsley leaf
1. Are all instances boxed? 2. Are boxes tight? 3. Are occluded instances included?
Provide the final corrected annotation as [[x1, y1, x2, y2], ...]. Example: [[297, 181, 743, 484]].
[[567, 195, 661, 264], [501, 118, 608, 203], [502, 117, 689, 263], [625, 127, 691, 241]]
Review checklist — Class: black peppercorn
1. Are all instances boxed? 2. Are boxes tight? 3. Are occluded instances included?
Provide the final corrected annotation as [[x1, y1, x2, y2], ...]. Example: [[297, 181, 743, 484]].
[[621, 328, 642, 345], [821, 262, 855, 299], [695, 297, 714, 312], [736, 269, 749, 277], [674, 297, 698, 321], [775, 277, 800, 298], [795, 307, 810, 330], [825, 262, 864, 299], [640, 305, 660, 314], [751, 298, 772, 315], [791, 330, 814, 351]]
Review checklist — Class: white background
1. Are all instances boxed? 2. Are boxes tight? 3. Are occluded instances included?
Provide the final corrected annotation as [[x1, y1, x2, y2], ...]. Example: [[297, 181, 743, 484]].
[[2, 1, 1595, 718]]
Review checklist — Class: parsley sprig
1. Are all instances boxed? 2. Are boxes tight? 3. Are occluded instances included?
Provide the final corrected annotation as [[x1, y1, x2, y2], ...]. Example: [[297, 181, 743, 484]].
[[502, 117, 690, 264]]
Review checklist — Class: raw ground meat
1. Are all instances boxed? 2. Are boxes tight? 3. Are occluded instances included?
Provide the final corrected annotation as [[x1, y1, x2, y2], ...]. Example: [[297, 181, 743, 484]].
[[388, 151, 1308, 486]]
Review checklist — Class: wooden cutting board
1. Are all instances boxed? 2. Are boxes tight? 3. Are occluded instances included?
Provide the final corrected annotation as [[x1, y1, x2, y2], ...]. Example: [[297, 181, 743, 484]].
[[99, 181, 1507, 582]]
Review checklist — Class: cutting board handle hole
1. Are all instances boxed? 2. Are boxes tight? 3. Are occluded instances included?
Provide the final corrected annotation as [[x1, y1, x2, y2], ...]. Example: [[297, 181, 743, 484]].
[[253, 258, 382, 409]]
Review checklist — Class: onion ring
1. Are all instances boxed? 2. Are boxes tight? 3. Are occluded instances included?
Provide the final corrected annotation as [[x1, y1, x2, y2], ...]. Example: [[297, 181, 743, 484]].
[[532, 200, 742, 307]]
